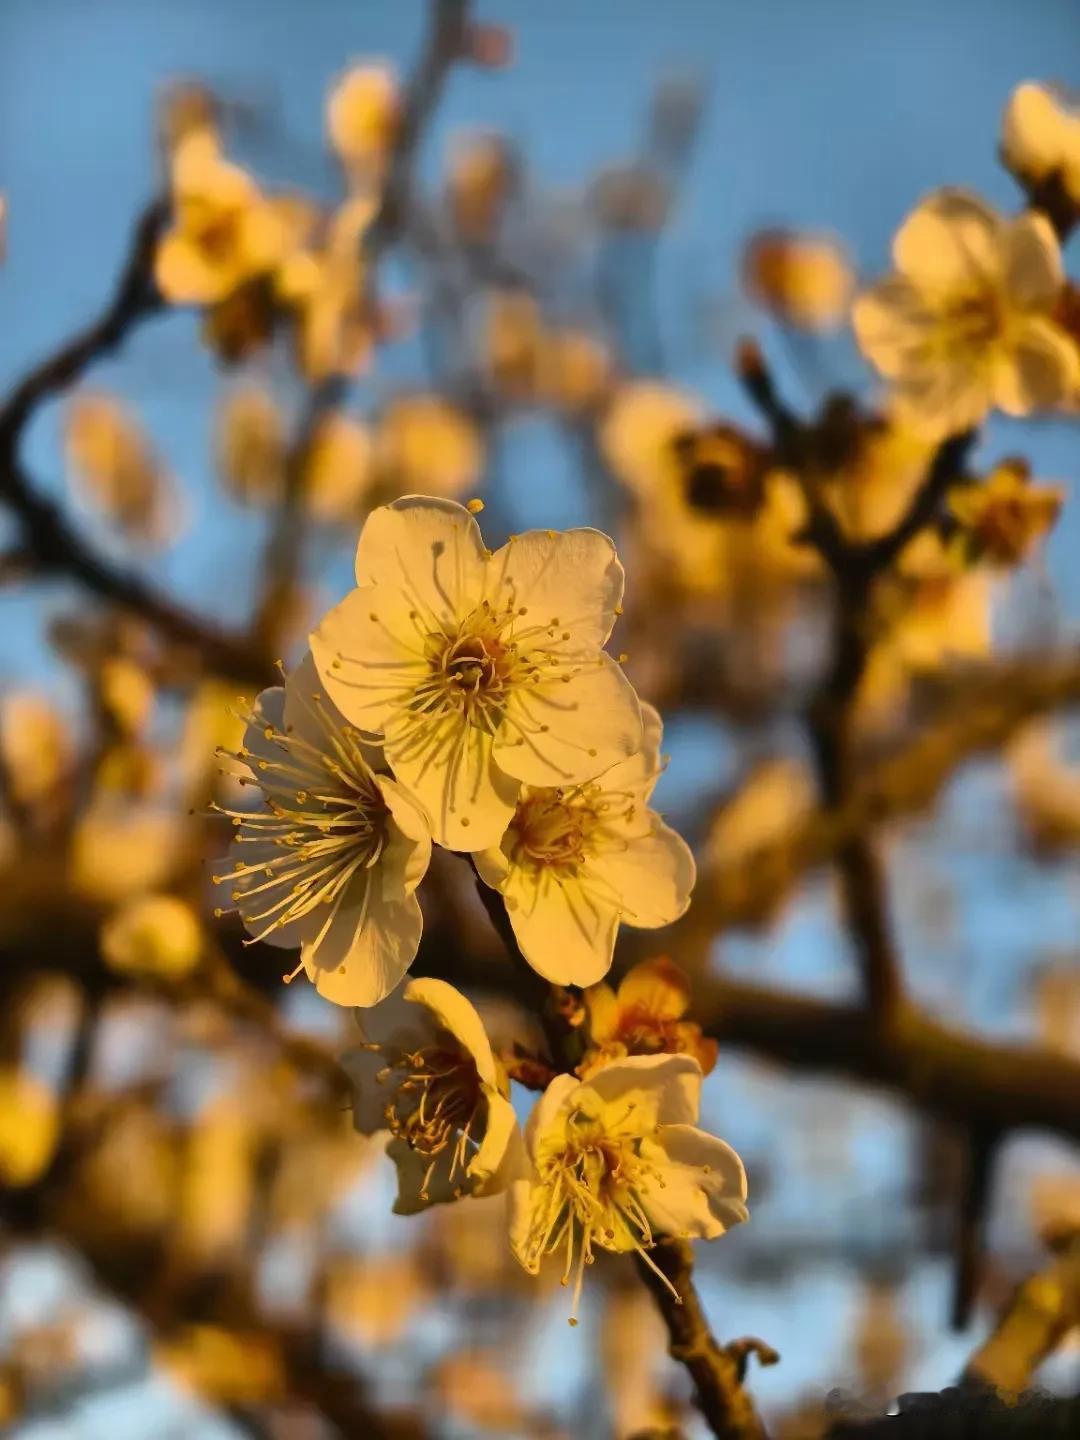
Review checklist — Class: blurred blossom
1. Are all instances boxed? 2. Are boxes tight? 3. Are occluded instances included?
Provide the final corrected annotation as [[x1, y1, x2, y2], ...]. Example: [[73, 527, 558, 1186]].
[[326, 62, 401, 186], [510, 1055, 747, 1323], [743, 229, 854, 332], [853, 189, 1079, 436], [579, 956, 718, 1079], [65, 392, 179, 548], [70, 801, 186, 904], [483, 289, 547, 402], [0, 1067, 59, 1187], [344, 977, 523, 1213], [324, 1251, 429, 1347], [599, 379, 702, 502], [446, 131, 517, 243], [0, 690, 70, 808], [98, 655, 155, 738], [372, 392, 483, 500], [1008, 722, 1080, 854], [1002, 82, 1080, 209], [430, 1348, 532, 1433], [1028, 1171, 1080, 1245], [59, 1101, 176, 1246], [155, 132, 290, 306], [705, 758, 815, 879], [157, 1325, 285, 1405], [175, 1098, 258, 1268], [822, 416, 936, 541], [1032, 962, 1080, 1056], [302, 411, 373, 523], [672, 422, 769, 519], [215, 383, 288, 508], [178, 679, 251, 805], [276, 196, 377, 380], [946, 460, 1063, 567], [100, 894, 203, 981], [598, 1282, 672, 1439], [540, 328, 614, 416]]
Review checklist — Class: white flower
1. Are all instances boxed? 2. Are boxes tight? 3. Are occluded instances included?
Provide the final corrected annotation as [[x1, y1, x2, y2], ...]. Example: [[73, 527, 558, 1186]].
[[474, 704, 694, 986], [343, 977, 523, 1213], [214, 652, 431, 1007], [510, 1054, 747, 1323], [853, 189, 1079, 435], [311, 497, 643, 851], [1002, 82, 1080, 208]]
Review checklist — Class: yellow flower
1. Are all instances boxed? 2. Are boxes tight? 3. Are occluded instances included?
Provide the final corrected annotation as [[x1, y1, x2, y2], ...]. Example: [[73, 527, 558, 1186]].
[[579, 956, 718, 1079], [155, 133, 288, 306], [372, 392, 484, 501], [312, 497, 643, 851], [158, 1326, 284, 1407], [475, 705, 694, 986], [822, 418, 938, 542], [446, 131, 516, 243], [0, 691, 69, 807], [0, 1068, 59, 1187], [326, 63, 401, 182], [100, 894, 203, 980], [276, 197, 377, 380], [947, 461, 1063, 566], [743, 228, 854, 332], [483, 290, 547, 401], [853, 189, 1079, 435], [599, 380, 702, 502], [343, 977, 523, 1212], [1002, 82, 1080, 209], [65, 392, 178, 548], [99, 656, 155, 738], [540, 328, 613, 415], [510, 1054, 747, 1323], [70, 802, 186, 904], [302, 412, 374, 524], [215, 383, 287, 508], [217, 652, 431, 1007]]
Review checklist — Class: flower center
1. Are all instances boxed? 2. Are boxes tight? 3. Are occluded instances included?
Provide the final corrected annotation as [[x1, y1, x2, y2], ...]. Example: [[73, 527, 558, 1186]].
[[214, 691, 390, 952], [523, 1105, 676, 1324], [379, 1041, 483, 1200]]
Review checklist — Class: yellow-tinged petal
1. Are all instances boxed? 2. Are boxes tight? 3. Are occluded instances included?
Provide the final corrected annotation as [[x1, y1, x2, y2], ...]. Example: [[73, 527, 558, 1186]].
[[615, 955, 691, 1021], [486, 527, 625, 653], [155, 232, 232, 305], [582, 980, 620, 1044], [585, 1053, 703, 1130], [588, 820, 696, 929], [403, 976, 500, 1091], [892, 189, 1001, 288], [353, 495, 488, 628], [494, 652, 643, 788], [995, 316, 1080, 415], [311, 584, 429, 736], [301, 884, 423, 1007], [1001, 212, 1064, 310], [498, 864, 619, 986], [639, 1124, 749, 1238]]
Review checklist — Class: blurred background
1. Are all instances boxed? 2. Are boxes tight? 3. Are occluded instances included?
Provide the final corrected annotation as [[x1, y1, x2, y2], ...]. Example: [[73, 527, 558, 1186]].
[[0, 0, 1078, 1436]]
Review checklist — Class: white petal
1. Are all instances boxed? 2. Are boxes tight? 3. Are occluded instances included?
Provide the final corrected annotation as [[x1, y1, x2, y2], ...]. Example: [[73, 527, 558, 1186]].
[[638, 1124, 749, 1239], [494, 653, 643, 788], [498, 865, 619, 986], [353, 495, 487, 630], [284, 650, 386, 772], [382, 706, 519, 851], [486, 527, 625, 653], [584, 1053, 703, 1130], [523, 1071, 581, 1157], [311, 584, 429, 737], [1001, 212, 1063, 311], [508, 1174, 544, 1271], [852, 280, 937, 380], [586, 700, 664, 804], [375, 774, 432, 894], [586, 820, 696, 928], [892, 189, 1002, 289], [995, 317, 1080, 415], [302, 883, 423, 1007], [468, 1090, 526, 1194], [402, 977, 499, 1089]]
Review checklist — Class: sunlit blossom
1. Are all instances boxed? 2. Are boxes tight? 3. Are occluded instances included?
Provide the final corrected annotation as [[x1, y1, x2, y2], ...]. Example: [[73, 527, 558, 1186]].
[[853, 188, 1079, 435], [100, 894, 203, 981], [510, 1054, 747, 1323], [215, 652, 431, 1007], [326, 62, 401, 184], [65, 392, 179, 548], [155, 133, 289, 306], [215, 383, 287, 508], [579, 956, 718, 1079], [0, 1068, 60, 1187], [312, 496, 643, 851], [302, 412, 374, 524], [343, 977, 523, 1212], [372, 393, 484, 501], [947, 460, 1063, 567], [474, 704, 694, 985], [276, 196, 377, 380], [0, 691, 70, 808], [1002, 82, 1080, 209], [743, 228, 854, 332]]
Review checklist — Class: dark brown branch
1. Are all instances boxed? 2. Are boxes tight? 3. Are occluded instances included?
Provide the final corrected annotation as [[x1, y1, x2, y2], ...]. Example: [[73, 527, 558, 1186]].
[[634, 1241, 769, 1440]]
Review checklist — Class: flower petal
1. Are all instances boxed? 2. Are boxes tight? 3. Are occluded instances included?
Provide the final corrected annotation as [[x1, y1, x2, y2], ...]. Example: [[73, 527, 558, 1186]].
[[374, 774, 432, 893], [587, 820, 696, 929], [995, 317, 1080, 415], [402, 977, 499, 1090], [311, 584, 430, 737], [486, 527, 625, 653], [494, 653, 643, 788], [498, 866, 619, 986], [582, 980, 620, 1044], [284, 650, 387, 772], [468, 1090, 526, 1194], [383, 708, 520, 851], [638, 1123, 748, 1239], [892, 189, 1001, 288], [353, 495, 487, 629], [615, 955, 691, 1021], [388, 1138, 459, 1214], [338, 1043, 391, 1135], [154, 232, 231, 305], [302, 883, 423, 1007], [584, 1052, 703, 1130], [1001, 212, 1063, 311], [852, 280, 936, 381]]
